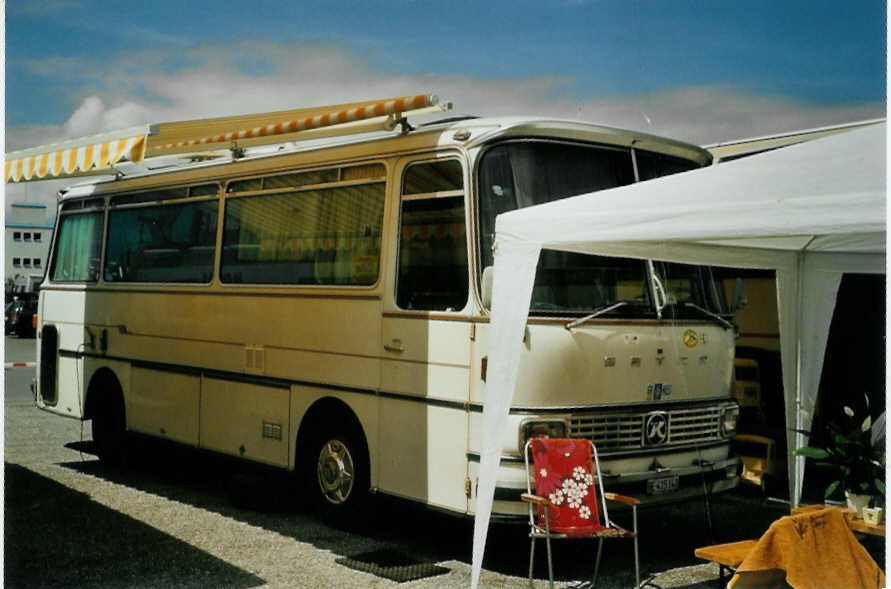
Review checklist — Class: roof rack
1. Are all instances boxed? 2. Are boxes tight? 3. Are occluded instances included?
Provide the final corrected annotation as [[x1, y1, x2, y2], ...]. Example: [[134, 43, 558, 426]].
[[6, 93, 448, 183]]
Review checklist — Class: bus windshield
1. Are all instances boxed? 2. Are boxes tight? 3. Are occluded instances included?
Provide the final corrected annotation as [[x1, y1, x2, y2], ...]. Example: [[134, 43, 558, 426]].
[[653, 261, 727, 317], [477, 140, 716, 317]]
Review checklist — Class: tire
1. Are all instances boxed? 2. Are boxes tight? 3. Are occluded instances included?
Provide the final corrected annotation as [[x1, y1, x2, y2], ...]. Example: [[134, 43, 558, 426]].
[[91, 390, 128, 468], [307, 424, 369, 524]]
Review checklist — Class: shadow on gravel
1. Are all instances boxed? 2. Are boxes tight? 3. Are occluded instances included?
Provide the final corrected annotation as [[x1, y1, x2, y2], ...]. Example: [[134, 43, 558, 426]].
[[59, 440, 482, 575], [54, 440, 883, 589], [4, 462, 265, 589]]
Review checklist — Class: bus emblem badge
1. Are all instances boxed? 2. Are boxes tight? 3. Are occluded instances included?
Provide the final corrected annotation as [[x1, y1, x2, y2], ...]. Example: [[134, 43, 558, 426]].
[[682, 329, 698, 348], [644, 412, 669, 446]]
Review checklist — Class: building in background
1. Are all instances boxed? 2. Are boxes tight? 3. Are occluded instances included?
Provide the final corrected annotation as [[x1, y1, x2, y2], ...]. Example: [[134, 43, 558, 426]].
[[6, 202, 53, 293]]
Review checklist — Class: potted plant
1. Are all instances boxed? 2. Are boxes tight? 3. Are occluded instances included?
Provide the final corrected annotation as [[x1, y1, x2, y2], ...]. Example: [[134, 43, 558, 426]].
[[795, 394, 885, 517]]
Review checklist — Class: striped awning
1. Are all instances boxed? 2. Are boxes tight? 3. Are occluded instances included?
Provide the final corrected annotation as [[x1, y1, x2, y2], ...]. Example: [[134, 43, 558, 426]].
[[5, 126, 149, 183], [5, 94, 440, 183]]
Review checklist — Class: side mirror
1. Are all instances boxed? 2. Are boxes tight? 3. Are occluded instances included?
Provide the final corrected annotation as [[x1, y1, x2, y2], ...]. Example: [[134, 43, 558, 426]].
[[731, 277, 747, 313], [481, 266, 494, 308]]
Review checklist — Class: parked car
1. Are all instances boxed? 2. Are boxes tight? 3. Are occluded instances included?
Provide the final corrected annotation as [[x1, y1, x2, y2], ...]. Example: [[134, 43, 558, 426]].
[[5, 295, 38, 338], [4, 301, 15, 334]]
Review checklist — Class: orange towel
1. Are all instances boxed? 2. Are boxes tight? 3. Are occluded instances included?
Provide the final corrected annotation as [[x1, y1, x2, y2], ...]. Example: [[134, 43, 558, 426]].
[[730, 507, 884, 589]]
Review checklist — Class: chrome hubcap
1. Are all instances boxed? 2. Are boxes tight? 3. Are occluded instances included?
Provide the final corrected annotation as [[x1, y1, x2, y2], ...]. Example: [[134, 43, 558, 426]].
[[317, 439, 354, 505]]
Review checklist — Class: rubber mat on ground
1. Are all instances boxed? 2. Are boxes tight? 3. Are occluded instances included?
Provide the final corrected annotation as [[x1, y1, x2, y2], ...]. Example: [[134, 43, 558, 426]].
[[336, 549, 449, 582]]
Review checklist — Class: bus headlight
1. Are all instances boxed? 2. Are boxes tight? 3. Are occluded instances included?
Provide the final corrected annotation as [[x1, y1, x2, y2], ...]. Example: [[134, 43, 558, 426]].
[[519, 418, 568, 450], [721, 404, 740, 437]]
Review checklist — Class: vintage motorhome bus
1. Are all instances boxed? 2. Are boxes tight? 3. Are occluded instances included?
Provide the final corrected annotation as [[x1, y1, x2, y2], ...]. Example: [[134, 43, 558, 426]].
[[32, 98, 739, 519]]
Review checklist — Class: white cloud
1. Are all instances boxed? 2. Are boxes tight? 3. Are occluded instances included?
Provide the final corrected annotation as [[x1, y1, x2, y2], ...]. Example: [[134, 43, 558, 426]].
[[568, 87, 885, 145], [7, 42, 884, 156], [62, 97, 152, 137], [63, 95, 106, 137]]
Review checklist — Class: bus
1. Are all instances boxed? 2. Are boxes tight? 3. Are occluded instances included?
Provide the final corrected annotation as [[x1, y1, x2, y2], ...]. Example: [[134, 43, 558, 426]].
[[33, 100, 740, 520]]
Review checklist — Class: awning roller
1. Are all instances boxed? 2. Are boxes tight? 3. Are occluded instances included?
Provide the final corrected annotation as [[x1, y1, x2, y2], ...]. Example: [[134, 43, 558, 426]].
[[149, 93, 438, 153]]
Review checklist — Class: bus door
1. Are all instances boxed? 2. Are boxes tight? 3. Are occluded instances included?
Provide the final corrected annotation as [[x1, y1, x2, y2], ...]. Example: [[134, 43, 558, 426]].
[[378, 155, 473, 511]]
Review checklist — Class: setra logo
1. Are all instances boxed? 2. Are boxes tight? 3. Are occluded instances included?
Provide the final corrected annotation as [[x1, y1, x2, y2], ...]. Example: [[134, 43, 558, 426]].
[[682, 329, 698, 348], [644, 412, 669, 446]]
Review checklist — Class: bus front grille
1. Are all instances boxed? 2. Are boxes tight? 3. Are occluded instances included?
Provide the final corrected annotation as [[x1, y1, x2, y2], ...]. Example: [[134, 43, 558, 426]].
[[570, 405, 725, 451], [571, 414, 644, 450]]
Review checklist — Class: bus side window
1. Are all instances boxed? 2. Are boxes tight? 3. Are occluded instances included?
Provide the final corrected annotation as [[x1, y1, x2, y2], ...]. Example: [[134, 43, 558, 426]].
[[396, 160, 468, 311], [51, 212, 104, 282], [104, 200, 218, 283]]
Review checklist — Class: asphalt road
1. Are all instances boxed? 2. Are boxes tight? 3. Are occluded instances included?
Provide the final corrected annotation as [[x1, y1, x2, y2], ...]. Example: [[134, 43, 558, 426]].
[[5, 334, 36, 403], [4, 335, 882, 588]]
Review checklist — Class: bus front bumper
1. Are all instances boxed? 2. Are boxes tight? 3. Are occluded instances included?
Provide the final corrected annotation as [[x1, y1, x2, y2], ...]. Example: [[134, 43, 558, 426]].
[[485, 454, 742, 520]]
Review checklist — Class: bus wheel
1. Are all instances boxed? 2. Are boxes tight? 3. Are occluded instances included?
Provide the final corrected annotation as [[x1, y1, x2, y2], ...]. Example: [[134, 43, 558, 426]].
[[91, 391, 128, 467], [309, 427, 369, 522]]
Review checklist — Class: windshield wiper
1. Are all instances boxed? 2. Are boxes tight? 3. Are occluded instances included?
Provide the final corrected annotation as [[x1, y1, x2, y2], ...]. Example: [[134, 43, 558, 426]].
[[565, 300, 636, 330], [682, 302, 734, 330]]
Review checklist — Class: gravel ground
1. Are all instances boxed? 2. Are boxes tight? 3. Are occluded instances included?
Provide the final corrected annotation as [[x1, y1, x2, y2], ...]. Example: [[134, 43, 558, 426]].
[[4, 391, 883, 588]]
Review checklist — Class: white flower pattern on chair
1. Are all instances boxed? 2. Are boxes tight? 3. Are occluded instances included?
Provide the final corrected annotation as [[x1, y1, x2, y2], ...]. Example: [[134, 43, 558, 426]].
[[546, 464, 594, 517], [548, 488, 565, 505]]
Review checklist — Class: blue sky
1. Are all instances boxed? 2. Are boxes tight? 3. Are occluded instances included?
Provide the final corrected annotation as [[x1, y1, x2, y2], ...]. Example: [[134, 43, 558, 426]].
[[4, 1, 886, 158]]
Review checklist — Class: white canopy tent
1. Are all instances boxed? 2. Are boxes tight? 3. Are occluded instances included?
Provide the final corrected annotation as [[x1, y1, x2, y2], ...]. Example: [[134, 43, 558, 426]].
[[471, 122, 886, 588]]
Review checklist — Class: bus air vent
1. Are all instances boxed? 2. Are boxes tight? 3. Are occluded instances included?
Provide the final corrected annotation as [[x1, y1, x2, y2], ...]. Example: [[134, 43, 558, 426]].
[[39, 324, 59, 406]]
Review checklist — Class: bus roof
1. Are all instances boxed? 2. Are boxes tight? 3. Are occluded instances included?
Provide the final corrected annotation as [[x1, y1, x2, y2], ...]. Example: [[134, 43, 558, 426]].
[[58, 114, 712, 199]]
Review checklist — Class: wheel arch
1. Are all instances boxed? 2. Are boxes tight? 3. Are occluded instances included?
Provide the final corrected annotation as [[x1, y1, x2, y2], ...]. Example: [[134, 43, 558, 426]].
[[295, 396, 370, 464], [83, 367, 124, 422]]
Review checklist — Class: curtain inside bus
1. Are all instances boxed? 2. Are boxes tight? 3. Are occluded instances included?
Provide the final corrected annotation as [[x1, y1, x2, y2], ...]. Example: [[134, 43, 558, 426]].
[[52, 213, 103, 282]]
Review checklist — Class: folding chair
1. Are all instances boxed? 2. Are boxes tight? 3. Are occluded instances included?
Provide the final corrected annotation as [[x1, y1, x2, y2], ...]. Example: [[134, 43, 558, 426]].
[[522, 437, 642, 589]]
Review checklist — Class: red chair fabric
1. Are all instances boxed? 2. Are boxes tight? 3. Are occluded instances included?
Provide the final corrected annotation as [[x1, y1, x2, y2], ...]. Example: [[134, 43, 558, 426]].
[[530, 437, 606, 538]]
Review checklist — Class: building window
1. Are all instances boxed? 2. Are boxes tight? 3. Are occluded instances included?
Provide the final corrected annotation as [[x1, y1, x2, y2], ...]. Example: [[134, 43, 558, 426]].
[[13, 232, 21, 241], [24, 232, 31, 241], [34, 258, 41, 267], [12, 258, 20, 267], [23, 258, 31, 267], [34, 233, 42, 242]]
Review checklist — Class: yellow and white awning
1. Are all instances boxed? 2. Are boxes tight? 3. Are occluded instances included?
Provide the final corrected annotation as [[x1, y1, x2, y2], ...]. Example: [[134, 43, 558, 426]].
[[5, 126, 149, 183], [5, 93, 440, 183]]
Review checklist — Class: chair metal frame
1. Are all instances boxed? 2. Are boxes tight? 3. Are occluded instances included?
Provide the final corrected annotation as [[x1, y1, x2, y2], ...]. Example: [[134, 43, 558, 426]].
[[522, 437, 642, 589]]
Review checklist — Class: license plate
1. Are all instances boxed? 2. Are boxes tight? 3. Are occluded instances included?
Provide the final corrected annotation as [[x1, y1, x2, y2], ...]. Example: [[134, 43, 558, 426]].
[[647, 475, 679, 495]]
